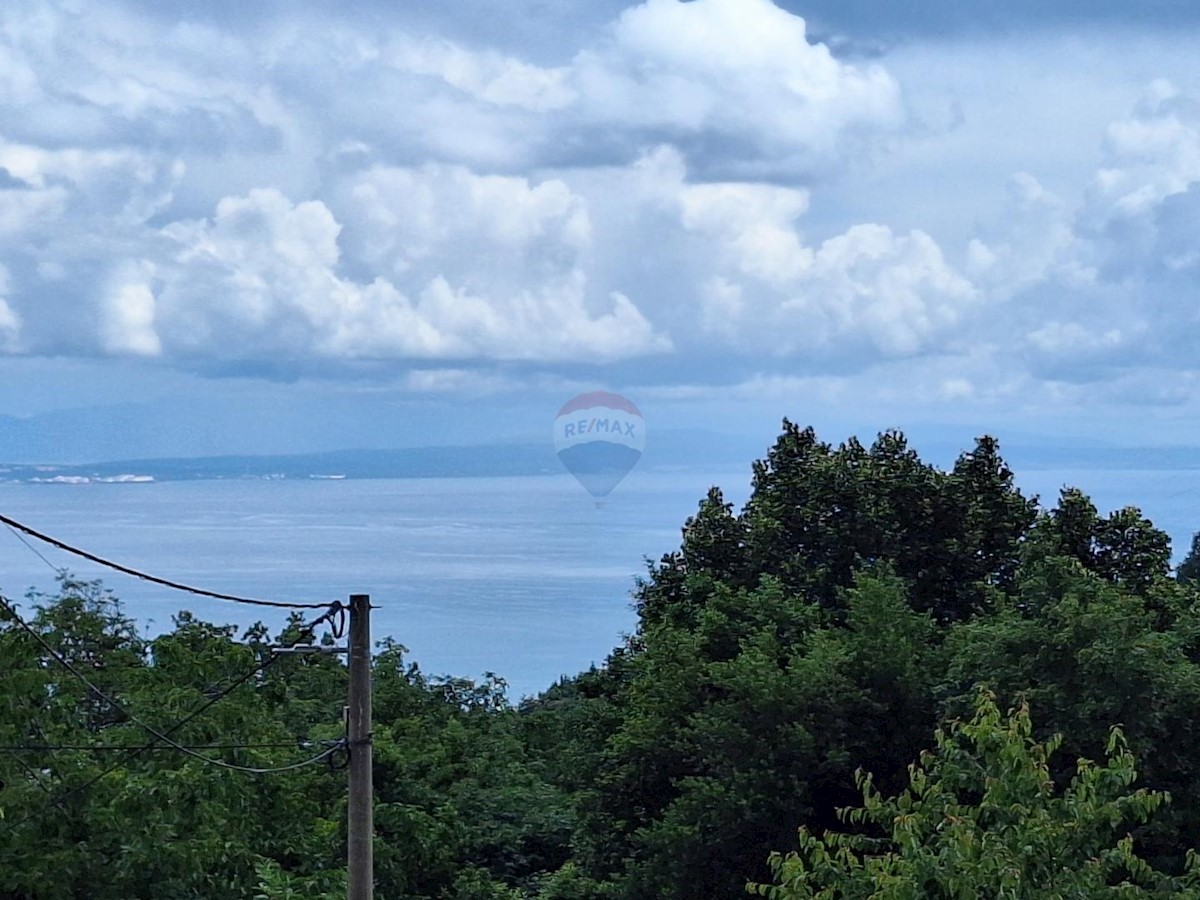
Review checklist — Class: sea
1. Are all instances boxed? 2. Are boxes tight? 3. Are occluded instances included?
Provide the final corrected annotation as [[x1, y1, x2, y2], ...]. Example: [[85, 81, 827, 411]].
[[3, 465, 1200, 700]]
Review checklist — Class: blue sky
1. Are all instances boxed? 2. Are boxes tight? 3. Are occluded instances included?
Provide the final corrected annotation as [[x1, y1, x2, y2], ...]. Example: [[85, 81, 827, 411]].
[[2, 0, 1200, 462]]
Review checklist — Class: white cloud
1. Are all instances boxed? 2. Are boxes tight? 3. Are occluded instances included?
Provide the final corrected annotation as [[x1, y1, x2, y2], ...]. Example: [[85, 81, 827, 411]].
[[800, 224, 977, 356], [991, 82, 1200, 375], [1026, 320, 1129, 356], [1059, 80, 1200, 284], [0, 134, 181, 239], [266, 0, 907, 175], [0, 178, 67, 238], [680, 181, 813, 286], [385, 37, 576, 112], [966, 173, 1093, 294], [414, 274, 669, 363], [0, 40, 38, 105], [2, 0, 1200, 424], [1090, 80, 1200, 220], [0, 263, 20, 352], [698, 277, 744, 333], [635, 148, 978, 357], [573, 0, 905, 172], [0, 0, 913, 376], [144, 187, 668, 364], [339, 163, 591, 278], [102, 261, 161, 357]]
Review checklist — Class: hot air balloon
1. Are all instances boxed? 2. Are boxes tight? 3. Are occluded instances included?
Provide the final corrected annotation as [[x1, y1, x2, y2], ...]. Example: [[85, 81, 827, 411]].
[[554, 391, 645, 503]]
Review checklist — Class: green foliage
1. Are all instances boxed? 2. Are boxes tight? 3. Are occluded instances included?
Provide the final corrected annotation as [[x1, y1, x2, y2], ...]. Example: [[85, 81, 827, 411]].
[[539, 423, 1200, 898], [254, 858, 344, 899], [1041, 489, 1172, 594], [0, 576, 568, 900], [7, 423, 1200, 898], [750, 690, 1200, 898], [560, 571, 940, 899], [733, 425, 1038, 624], [1177, 532, 1200, 585]]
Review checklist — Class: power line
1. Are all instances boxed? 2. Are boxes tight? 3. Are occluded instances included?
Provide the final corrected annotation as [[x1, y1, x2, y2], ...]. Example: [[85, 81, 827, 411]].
[[0, 592, 344, 775], [0, 600, 343, 777], [4, 522, 65, 575], [13, 653, 285, 822], [0, 511, 331, 610], [0, 590, 345, 837], [0, 593, 345, 815], [6, 752, 60, 802], [0, 742, 333, 752], [1, 743, 345, 775]]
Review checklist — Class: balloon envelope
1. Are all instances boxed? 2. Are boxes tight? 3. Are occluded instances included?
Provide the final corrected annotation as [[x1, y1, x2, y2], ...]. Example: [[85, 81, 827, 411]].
[[554, 392, 644, 499]]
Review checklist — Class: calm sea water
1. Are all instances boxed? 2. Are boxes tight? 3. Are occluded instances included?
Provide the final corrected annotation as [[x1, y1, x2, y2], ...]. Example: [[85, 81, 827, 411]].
[[0, 470, 749, 699], [3, 466, 1200, 699]]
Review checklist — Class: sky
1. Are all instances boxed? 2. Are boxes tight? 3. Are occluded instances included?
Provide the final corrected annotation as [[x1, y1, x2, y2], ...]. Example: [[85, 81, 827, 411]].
[[2, 0, 1200, 462]]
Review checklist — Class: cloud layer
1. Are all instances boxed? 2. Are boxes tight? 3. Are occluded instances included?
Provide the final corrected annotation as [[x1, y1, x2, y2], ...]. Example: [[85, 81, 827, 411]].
[[0, 0, 1198, 411]]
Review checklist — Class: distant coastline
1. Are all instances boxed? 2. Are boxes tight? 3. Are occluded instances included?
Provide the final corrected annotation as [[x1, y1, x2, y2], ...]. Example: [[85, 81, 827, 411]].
[[4, 436, 1200, 486], [0, 443, 560, 485]]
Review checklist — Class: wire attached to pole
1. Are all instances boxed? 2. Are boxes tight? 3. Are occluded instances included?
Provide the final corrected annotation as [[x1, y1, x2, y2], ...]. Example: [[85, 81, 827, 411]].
[[0, 593, 345, 774], [0, 512, 331, 610], [0, 594, 350, 839]]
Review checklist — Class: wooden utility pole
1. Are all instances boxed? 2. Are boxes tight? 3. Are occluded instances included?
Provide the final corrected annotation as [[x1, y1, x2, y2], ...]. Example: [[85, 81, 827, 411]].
[[347, 594, 373, 900]]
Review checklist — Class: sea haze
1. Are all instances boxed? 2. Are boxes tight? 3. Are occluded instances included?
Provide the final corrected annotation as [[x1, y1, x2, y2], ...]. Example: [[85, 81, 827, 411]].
[[2, 461, 1200, 699]]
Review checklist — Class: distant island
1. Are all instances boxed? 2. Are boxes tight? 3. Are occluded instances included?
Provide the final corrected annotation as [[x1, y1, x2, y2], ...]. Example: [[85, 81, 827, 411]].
[[0, 444, 561, 484], [3, 434, 1200, 485]]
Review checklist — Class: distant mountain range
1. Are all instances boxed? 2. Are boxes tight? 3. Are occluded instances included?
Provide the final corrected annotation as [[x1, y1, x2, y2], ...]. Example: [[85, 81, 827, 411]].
[[2, 434, 1200, 485], [0, 430, 763, 484]]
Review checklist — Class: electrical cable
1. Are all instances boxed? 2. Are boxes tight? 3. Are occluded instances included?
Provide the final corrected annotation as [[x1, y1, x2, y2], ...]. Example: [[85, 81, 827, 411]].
[[3, 522, 65, 575], [0, 742, 336, 752], [0, 594, 347, 840], [0, 593, 344, 774], [0, 512, 330, 610], [7, 661, 278, 827], [6, 752, 58, 802]]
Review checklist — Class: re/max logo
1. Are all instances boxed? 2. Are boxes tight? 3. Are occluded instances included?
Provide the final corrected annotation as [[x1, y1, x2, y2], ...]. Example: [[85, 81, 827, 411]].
[[563, 418, 637, 438]]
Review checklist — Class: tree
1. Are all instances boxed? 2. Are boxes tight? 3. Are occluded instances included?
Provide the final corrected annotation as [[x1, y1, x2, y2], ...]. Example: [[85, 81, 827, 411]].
[[566, 572, 939, 900], [737, 423, 1036, 624], [1, 577, 570, 899], [1176, 532, 1200, 585], [549, 425, 1200, 898], [938, 553, 1200, 875], [1040, 489, 1172, 594], [750, 691, 1200, 899]]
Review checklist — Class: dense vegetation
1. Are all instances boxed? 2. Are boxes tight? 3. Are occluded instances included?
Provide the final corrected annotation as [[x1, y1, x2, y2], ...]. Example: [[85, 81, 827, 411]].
[[5, 422, 1200, 898]]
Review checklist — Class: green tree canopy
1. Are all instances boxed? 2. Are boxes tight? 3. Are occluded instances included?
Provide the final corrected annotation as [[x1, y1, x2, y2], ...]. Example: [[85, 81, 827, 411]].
[[751, 691, 1199, 899]]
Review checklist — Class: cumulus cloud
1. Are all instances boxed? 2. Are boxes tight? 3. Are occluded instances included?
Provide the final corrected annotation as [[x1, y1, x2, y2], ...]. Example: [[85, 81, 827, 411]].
[[0, 177, 66, 239], [0, 263, 20, 352], [0, 136, 181, 229], [994, 82, 1200, 375], [798, 224, 977, 356], [337, 163, 591, 279], [2, 0, 1200, 417], [0, 0, 907, 376], [630, 147, 978, 359], [229, 0, 905, 177], [572, 0, 905, 173], [137, 187, 668, 364], [101, 261, 161, 357], [679, 180, 813, 286], [1091, 81, 1200, 215], [384, 37, 576, 112], [965, 173, 1092, 295]]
